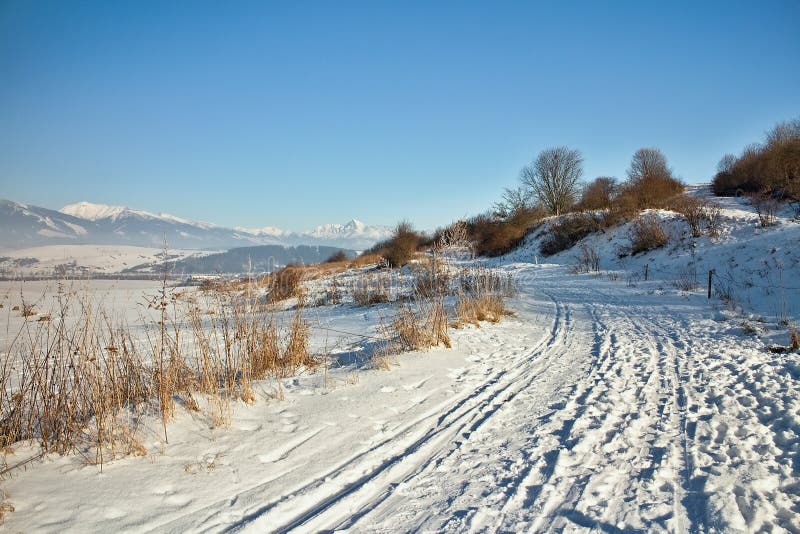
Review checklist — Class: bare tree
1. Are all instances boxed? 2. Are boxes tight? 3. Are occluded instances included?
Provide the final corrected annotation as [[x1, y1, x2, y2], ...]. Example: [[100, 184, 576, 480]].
[[627, 147, 671, 182], [492, 186, 532, 220], [521, 146, 583, 216], [765, 118, 800, 147], [716, 153, 737, 175], [625, 147, 682, 208]]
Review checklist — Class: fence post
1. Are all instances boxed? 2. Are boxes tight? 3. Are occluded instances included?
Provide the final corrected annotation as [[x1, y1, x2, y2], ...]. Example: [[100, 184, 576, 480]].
[[644, 264, 649, 281], [708, 269, 714, 299]]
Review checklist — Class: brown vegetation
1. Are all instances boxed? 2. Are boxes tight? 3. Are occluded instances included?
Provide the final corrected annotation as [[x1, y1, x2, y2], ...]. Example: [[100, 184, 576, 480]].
[[628, 214, 669, 255], [712, 118, 800, 200], [367, 221, 425, 267], [0, 282, 315, 463]]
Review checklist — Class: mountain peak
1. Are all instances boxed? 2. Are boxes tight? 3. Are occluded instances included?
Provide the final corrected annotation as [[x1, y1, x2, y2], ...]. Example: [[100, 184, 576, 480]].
[[344, 219, 366, 231], [60, 201, 130, 221]]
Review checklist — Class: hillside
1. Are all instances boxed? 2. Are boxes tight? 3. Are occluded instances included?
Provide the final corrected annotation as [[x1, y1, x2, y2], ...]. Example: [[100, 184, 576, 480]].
[[503, 186, 800, 325]]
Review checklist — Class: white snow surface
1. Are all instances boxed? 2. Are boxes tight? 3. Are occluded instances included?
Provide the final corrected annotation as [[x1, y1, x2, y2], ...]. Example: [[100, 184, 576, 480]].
[[60, 201, 217, 229], [2, 191, 800, 532], [0, 244, 210, 275]]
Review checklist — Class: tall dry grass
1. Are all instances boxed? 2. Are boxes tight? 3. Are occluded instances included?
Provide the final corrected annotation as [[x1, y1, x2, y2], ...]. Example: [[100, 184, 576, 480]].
[[0, 277, 314, 466]]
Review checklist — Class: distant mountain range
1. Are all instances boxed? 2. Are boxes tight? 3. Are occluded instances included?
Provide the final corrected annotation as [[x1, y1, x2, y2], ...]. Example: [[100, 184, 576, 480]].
[[0, 199, 392, 250]]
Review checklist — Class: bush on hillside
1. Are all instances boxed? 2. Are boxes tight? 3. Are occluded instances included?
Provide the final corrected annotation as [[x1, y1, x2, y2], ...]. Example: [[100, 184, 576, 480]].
[[577, 177, 618, 211], [628, 214, 669, 255], [469, 206, 545, 257], [365, 221, 424, 267], [540, 213, 601, 256], [325, 250, 349, 263], [712, 118, 800, 200]]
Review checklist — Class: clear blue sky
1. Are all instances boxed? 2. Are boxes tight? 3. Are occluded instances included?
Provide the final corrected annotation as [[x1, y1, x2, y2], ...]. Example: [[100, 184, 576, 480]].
[[1, 1, 798, 231]]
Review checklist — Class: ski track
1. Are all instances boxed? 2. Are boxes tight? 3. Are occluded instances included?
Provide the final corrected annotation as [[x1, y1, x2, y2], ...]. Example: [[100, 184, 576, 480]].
[[294, 267, 796, 533], [10, 262, 798, 533]]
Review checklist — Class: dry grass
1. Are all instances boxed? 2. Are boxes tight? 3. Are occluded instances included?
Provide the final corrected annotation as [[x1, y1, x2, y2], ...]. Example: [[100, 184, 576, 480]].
[[454, 293, 511, 326], [0, 278, 315, 466], [387, 299, 451, 352], [353, 273, 391, 306], [412, 256, 451, 298], [352, 253, 382, 268], [790, 328, 800, 351], [268, 265, 305, 302]]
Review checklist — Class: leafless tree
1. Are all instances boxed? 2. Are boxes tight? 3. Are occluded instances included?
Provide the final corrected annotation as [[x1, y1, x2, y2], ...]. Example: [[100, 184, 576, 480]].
[[627, 147, 671, 182], [521, 146, 583, 216], [435, 220, 473, 259], [765, 118, 800, 148], [492, 186, 531, 219], [625, 148, 682, 208], [716, 153, 737, 175]]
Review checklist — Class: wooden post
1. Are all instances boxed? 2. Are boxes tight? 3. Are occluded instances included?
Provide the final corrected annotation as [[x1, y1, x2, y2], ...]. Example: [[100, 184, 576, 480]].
[[644, 264, 649, 281], [707, 269, 714, 299]]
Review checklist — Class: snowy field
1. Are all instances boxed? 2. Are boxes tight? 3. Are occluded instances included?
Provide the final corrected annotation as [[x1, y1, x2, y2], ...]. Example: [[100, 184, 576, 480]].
[[1, 191, 799, 532], [0, 245, 210, 277]]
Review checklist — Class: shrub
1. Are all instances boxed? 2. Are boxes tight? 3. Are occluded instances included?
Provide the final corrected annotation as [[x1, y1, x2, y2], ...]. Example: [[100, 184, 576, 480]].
[[325, 250, 349, 263], [712, 118, 800, 200], [623, 148, 685, 210], [578, 177, 618, 211], [268, 265, 304, 302], [540, 213, 600, 256], [749, 192, 780, 227], [571, 244, 600, 273], [674, 195, 707, 237], [704, 202, 723, 237], [628, 214, 669, 254], [367, 221, 424, 267]]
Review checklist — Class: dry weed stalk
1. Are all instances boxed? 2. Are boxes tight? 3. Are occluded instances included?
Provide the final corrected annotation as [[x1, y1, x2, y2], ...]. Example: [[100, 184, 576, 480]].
[[0, 268, 317, 469]]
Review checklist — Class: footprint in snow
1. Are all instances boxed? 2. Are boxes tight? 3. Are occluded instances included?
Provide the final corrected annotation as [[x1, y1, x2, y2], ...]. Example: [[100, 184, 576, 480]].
[[103, 507, 127, 519], [165, 494, 192, 508]]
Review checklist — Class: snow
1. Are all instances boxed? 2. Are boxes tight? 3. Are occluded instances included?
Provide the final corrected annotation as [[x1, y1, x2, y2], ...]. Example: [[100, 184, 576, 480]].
[[60, 201, 217, 230], [2, 190, 799, 532], [234, 225, 288, 237], [60, 201, 135, 221], [0, 244, 210, 276]]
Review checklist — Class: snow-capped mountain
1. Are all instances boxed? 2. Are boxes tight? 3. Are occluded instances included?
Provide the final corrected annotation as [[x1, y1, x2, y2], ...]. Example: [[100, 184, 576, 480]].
[[304, 219, 392, 249], [0, 199, 93, 246], [0, 199, 391, 251], [61, 201, 216, 229]]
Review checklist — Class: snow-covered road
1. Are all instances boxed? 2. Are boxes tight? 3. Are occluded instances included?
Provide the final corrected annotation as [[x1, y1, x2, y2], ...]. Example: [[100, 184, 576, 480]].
[[4, 263, 799, 533], [247, 265, 798, 533]]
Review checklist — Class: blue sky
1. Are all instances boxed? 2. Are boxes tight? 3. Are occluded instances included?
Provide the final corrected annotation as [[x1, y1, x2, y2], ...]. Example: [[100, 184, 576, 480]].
[[1, 1, 798, 231]]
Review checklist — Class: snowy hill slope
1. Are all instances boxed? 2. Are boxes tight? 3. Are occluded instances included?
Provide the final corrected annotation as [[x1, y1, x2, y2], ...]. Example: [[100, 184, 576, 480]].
[[0, 199, 94, 246], [503, 188, 800, 324]]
